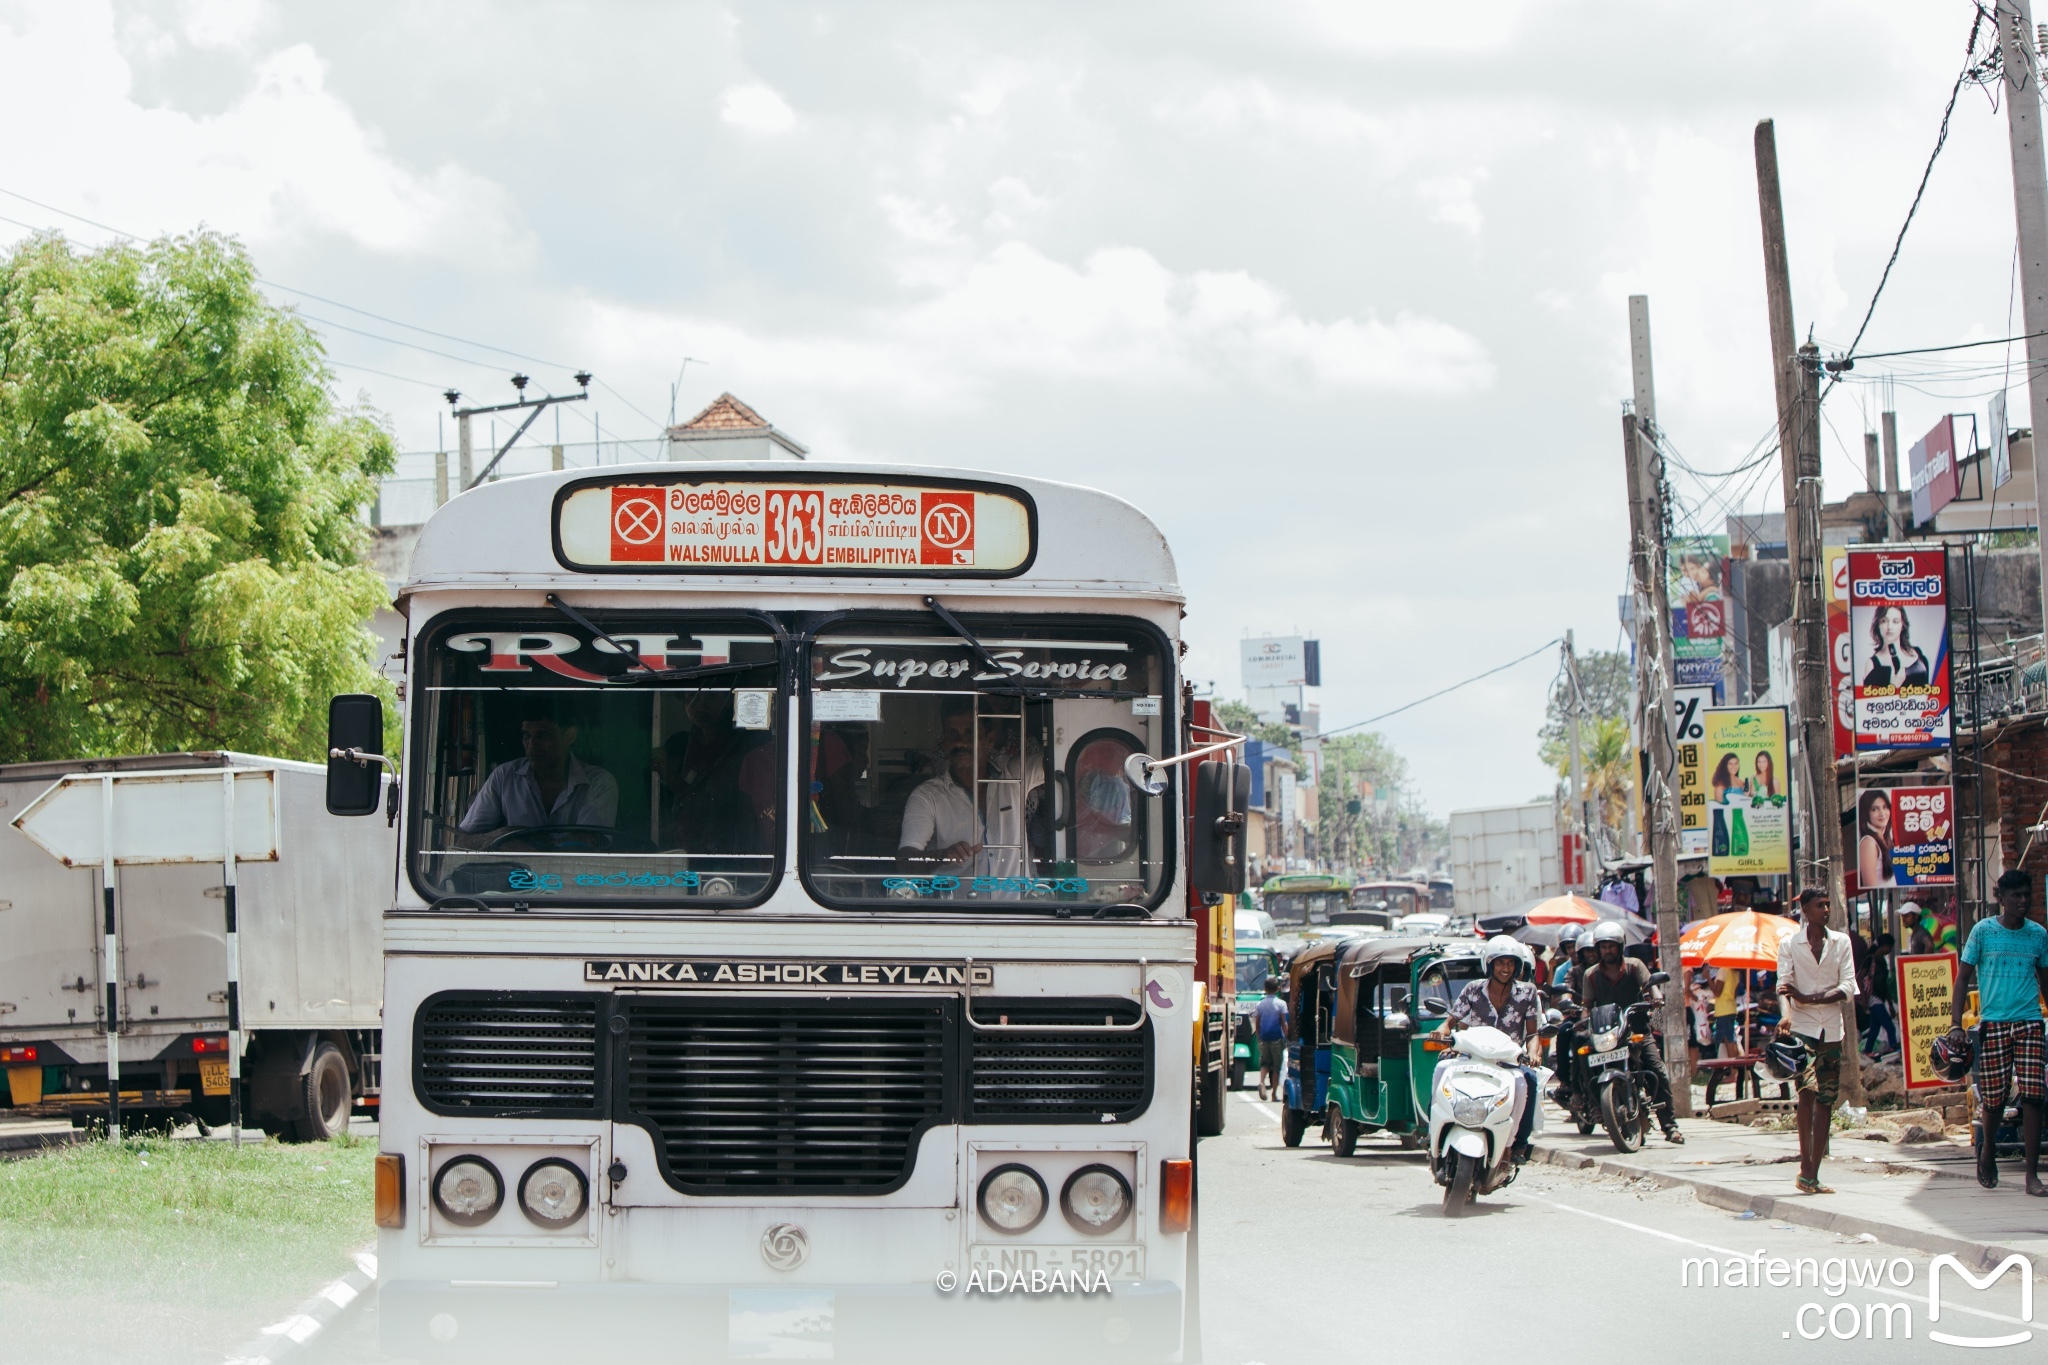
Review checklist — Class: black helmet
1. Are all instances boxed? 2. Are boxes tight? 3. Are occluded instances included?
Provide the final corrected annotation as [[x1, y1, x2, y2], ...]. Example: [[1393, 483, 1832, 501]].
[[1930, 1029, 1974, 1083], [1762, 1034, 1808, 1081]]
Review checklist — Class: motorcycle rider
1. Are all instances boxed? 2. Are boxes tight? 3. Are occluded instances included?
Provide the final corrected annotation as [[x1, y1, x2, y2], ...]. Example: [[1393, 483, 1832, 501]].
[[1443, 937, 1544, 1163], [1580, 920, 1685, 1145], [1548, 925, 1587, 1115]]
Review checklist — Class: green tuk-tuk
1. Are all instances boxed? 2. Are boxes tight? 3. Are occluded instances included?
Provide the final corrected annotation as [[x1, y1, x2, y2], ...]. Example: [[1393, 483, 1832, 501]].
[[1228, 943, 1283, 1089], [1321, 937, 1488, 1156]]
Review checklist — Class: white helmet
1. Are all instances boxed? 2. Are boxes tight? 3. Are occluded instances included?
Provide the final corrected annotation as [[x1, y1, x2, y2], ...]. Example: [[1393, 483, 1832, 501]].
[[1589, 920, 1627, 947], [1481, 936, 1530, 975]]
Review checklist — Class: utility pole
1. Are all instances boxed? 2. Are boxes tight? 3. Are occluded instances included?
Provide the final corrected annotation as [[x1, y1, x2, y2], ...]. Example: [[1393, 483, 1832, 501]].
[[448, 373, 593, 494], [1622, 295, 1690, 1114], [1996, 0, 2048, 639], [1756, 119, 1862, 1105], [1565, 631, 1590, 891]]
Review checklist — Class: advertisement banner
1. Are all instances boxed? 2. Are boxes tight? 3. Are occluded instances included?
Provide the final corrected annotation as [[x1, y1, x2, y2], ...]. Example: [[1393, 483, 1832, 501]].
[[1847, 547, 1951, 750], [1702, 707, 1791, 876], [1853, 785, 1955, 889], [1674, 686, 1715, 858], [1824, 546, 1853, 760], [1897, 953, 1958, 1091], [1907, 416, 1959, 526], [1669, 536, 1728, 687]]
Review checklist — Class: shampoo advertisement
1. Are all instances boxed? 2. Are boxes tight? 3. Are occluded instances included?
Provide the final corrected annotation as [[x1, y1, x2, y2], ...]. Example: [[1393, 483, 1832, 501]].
[[1702, 707, 1791, 877]]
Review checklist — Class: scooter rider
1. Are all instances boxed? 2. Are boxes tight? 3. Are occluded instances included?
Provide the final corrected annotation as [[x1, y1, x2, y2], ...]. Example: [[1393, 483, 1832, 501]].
[[1444, 937, 1544, 1162], [1580, 921, 1685, 1145]]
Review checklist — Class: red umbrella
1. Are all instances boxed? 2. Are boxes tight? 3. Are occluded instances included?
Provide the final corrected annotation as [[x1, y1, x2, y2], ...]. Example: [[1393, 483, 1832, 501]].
[[1522, 894, 1601, 925], [1679, 910, 1797, 969]]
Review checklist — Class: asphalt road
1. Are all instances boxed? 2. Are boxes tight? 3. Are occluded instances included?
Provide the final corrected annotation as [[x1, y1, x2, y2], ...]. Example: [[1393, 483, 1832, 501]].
[[1199, 1091, 2030, 1364], [305, 1095, 2034, 1364]]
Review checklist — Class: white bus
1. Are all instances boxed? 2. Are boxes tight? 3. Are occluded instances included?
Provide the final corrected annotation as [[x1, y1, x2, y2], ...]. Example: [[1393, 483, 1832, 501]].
[[325, 464, 1247, 1363]]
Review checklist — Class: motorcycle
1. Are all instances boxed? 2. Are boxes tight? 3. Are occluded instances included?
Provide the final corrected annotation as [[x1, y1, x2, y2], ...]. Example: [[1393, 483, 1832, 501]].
[[1546, 998, 1599, 1136], [1581, 977, 1669, 1154], [1427, 1024, 1549, 1217]]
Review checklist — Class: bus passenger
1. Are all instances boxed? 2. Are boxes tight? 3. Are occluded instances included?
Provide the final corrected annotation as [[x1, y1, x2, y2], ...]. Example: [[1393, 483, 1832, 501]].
[[458, 702, 619, 840], [898, 700, 982, 873]]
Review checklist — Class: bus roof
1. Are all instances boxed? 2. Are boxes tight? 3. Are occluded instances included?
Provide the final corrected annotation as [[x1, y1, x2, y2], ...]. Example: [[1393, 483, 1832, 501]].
[[1261, 874, 1356, 894], [402, 461, 1179, 602]]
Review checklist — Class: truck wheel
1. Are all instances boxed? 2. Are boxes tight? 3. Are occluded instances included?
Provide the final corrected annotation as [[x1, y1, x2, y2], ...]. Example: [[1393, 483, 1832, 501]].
[[1196, 1065, 1226, 1137], [287, 1045, 351, 1143], [1280, 1106, 1307, 1148]]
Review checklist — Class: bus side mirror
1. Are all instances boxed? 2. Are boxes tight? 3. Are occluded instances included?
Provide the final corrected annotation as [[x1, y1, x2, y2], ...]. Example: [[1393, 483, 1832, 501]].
[[1190, 760, 1250, 896], [326, 694, 385, 816]]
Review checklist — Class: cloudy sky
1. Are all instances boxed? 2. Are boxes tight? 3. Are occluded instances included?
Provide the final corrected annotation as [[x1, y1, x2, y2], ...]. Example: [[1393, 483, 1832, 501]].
[[0, 0, 2024, 814]]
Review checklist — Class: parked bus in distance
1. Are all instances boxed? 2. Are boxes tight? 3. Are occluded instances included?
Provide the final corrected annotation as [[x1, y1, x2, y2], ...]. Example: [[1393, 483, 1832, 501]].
[[1258, 872, 1354, 947], [324, 463, 1249, 1363], [1349, 879, 1432, 930]]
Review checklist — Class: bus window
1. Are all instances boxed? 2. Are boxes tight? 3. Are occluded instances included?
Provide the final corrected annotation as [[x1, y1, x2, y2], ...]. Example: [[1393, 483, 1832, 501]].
[[1264, 891, 1343, 927], [802, 618, 1171, 911], [410, 614, 784, 906]]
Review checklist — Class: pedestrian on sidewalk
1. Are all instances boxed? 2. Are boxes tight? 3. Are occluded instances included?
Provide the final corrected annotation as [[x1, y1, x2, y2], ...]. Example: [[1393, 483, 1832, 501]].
[[1776, 888, 1857, 1196], [1861, 932, 1899, 1057], [1951, 870, 2048, 1194], [1253, 978, 1289, 1103]]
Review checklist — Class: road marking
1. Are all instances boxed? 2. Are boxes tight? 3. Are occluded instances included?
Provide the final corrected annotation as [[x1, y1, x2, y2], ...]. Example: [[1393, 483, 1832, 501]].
[[1232, 1094, 1281, 1124], [1524, 1195, 2033, 1329]]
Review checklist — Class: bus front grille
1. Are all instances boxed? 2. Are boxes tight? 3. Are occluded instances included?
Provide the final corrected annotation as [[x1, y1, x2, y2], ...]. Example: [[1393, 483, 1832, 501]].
[[414, 993, 602, 1115], [624, 999, 952, 1193], [968, 999, 1152, 1122]]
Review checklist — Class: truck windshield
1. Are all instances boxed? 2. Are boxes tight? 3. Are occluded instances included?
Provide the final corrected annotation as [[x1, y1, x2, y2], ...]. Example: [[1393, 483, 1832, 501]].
[[800, 617, 1171, 912], [410, 614, 782, 906]]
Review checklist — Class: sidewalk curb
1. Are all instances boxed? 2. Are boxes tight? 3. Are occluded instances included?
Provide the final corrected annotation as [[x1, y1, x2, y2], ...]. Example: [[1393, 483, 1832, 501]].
[[1529, 1141, 2023, 1274], [222, 1248, 377, 1365]]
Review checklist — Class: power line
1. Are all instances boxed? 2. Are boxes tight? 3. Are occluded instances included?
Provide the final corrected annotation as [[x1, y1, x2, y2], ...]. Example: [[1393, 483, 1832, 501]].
[[1317, 639, 1563, 740]]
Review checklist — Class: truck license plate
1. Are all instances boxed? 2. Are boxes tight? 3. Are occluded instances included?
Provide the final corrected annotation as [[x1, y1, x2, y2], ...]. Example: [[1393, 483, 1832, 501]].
[[1587, 1047, 1627, 1067], [198, 1058, 230, 1096], [967, 1245, 1144, 1279]]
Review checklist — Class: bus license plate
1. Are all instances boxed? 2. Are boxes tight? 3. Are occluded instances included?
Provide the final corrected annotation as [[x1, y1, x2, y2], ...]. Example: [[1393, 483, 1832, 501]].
[[1587, 1048, 1627, 1067], [199, 1059, 230, 1096], [967, 1245, 1144, 1279]]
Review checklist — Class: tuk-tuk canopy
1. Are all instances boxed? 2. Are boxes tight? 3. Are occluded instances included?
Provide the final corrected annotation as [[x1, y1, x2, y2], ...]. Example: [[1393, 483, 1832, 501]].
[[1331, 937, 1483, 1047]]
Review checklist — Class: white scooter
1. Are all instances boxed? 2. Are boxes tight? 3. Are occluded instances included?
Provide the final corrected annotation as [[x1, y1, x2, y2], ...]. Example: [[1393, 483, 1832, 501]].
[[1428, 1024, 1550, 1217]]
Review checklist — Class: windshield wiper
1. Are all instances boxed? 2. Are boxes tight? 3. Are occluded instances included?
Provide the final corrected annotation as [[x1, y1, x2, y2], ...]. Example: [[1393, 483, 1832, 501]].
[[922, 596, 1011, 678], [544, 593, 778, 685]]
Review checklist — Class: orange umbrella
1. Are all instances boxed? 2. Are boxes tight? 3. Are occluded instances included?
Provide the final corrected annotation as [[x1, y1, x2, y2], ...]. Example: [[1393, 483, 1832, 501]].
[[1521, 894, 1601, 925], [1679, 910, 1798, 969]]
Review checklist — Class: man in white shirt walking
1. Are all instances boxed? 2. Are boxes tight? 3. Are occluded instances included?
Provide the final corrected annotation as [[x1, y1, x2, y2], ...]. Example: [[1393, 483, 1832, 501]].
[[1776, 888, 1859, 1195]]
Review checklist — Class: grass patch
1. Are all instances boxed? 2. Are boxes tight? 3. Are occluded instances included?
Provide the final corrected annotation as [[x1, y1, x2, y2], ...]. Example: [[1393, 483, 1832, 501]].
[[0, 1133, 374, 1364]]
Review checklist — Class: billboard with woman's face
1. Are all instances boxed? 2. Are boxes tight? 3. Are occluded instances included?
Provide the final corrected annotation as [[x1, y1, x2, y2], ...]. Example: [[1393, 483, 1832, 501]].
[[1847, 547, 1950, 751]]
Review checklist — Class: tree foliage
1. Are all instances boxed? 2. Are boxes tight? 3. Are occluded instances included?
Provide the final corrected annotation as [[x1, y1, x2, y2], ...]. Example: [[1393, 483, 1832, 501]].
[[0, 231, 395, 764], [1538, 647, 1630, 770]]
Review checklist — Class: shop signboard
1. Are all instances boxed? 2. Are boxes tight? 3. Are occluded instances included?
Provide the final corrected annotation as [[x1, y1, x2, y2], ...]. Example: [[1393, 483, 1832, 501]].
[[1701, 707, 1791, 877], [1669, 535, 1728, 687], [1847, 547, 1951, 750], [1897, 953, 1958, 1091]]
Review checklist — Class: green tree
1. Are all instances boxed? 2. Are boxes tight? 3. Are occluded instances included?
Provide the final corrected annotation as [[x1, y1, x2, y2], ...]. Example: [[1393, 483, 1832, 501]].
[[1538, 647, 1629, 771], [0, 231, 396, 763], [1211, 699, 1290, 748]]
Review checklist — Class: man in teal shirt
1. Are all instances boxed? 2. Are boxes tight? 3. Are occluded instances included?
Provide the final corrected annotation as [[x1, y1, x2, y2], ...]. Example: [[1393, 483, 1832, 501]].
[[1952, 870, 2048, 1193]]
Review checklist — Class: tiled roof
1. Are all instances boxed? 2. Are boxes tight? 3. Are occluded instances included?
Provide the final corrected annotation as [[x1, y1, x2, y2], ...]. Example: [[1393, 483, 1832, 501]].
[[675, 392, 768, 432]]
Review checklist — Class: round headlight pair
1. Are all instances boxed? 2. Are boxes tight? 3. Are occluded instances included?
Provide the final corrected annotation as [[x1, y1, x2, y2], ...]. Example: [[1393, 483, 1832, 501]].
[[432, 1156, 588, 1229], [976, 1163, 1132, 1236]]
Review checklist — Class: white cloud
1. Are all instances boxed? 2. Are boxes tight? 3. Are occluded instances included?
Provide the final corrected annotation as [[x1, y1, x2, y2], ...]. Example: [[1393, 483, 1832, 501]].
[[180, 0, 264, 50], [720, 82, 796, 132], [0, 5, 530, 266], [1417, 172, 1486, 234]]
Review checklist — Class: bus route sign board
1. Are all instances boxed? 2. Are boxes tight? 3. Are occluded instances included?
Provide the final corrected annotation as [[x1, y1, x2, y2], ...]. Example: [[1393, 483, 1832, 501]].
[[585, 959, 997, 987], [554, 476, 1035, 576]]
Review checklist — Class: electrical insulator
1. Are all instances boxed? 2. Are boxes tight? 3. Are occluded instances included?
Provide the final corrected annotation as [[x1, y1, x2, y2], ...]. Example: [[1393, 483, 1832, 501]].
[[2038, 21, 2047, 58]]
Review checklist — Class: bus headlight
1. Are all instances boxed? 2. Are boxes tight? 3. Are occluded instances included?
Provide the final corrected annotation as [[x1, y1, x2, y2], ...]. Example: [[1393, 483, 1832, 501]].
[[433, 1156, 503, 1227], [977, 1164, 1048, 1233], [1060, 1165, 1132, 1235], [517, 1159, 588, 1228]]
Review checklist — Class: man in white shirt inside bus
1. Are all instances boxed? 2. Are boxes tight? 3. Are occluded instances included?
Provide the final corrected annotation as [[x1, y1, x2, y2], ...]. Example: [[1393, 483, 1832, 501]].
[[897, 701, 982, 873]]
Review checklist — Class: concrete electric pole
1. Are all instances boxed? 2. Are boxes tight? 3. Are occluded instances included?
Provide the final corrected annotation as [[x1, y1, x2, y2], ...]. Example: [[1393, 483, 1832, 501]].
[[1756, 119, 1862, 1105], [1565, 631, 1589, 891], [1995, 0, 2048, 639], [1622, 295, 1690, 1113]]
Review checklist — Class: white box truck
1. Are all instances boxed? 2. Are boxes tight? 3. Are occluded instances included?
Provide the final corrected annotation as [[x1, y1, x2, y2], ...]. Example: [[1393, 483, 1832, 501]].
[[0, 751, 393, 1139], [1447, 801, 1561, 918]]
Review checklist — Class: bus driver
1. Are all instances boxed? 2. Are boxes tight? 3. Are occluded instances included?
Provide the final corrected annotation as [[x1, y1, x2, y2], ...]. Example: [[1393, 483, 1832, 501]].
[[897, 700, 981, 873], [457, 701, 619, 842]]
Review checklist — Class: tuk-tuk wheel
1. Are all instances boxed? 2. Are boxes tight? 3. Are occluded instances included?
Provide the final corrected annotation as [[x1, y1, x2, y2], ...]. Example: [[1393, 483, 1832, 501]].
[[1281, 1106, 1308, 1148], [1328, 1104, 1358, 1158], [1397, 1132, 1425, 1150]]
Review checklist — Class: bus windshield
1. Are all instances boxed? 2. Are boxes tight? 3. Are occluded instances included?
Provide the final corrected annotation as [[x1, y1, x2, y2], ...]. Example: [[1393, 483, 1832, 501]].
[[1263, 890, 1346, 927], [410, 613, 783, 906], [801, 617, 1171, 912]]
